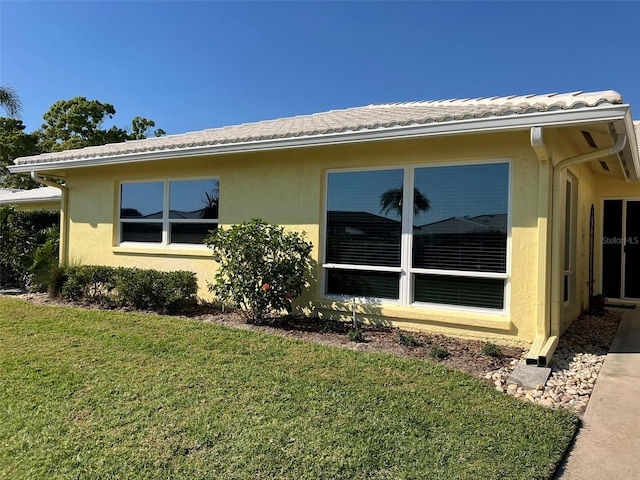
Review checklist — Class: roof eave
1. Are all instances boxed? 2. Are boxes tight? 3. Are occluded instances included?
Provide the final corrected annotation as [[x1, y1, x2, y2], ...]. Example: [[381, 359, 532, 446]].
[[8, 103, 631, 173]]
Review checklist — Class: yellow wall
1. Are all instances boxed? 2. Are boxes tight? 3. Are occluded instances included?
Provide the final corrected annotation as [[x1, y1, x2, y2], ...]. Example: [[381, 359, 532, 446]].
[[62, 130, 555, 344]]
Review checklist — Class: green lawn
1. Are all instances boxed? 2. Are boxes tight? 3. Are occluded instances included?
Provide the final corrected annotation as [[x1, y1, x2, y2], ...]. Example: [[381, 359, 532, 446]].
[[0, 297, 578, 479]]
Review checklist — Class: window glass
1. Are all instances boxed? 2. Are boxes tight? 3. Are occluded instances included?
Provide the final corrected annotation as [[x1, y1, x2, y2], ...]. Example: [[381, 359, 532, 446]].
[[326, 169, 403, 267], [121, 223, 163, 243], [414, 274, 504, 309], [323, 162, 510, 311], [120, 182, 163, 218], [170, 223, 218, 244], [326, 270, 400, 300], [413, 163, 509, 273], [170, 179, 219, 220], [119, 178, 218, 246]]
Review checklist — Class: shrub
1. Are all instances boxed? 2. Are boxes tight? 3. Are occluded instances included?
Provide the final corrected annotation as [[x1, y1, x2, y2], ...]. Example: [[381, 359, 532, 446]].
[[394, 332, 423, 347], [115, 268, 198, 313], [348, 328, 366, 343], [429, 345, 449, 359], [205, 219, 313, 322], [0, 206, 60, 288], [57, 265, 198, 314], [481, 341, 503, 358], [29, 225, 60, 292]]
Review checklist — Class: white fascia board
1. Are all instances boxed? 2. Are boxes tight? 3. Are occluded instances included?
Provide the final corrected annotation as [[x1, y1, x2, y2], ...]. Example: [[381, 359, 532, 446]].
[[0, 196, 61, 205], [8, 104, 631, 173]]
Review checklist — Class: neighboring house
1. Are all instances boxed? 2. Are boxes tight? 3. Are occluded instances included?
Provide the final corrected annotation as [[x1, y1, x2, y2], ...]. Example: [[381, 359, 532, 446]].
[[0, 186, 61, 211], [8, 90, 640, 366]]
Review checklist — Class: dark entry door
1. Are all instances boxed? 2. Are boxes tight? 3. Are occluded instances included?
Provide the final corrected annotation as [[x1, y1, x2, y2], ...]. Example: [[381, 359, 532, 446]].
[[624, 201, 640, 298]]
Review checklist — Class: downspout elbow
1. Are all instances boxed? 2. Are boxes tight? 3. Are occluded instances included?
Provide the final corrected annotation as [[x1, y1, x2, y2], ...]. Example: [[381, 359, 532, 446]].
[[30, 171, 66, 190]]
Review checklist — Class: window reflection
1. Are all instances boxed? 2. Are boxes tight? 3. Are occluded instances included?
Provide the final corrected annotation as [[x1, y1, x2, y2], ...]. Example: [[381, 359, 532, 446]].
[[324, 163, 510, 310], [413, 163, 508, 273], [326, 169, 403, 268], [120, 182, 163, 218], [119, 178, 219, 246], [170, 179, 219, 220]]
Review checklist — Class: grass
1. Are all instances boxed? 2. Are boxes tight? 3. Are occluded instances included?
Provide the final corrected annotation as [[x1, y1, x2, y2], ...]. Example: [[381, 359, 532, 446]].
[[0, 297, 578, 479]]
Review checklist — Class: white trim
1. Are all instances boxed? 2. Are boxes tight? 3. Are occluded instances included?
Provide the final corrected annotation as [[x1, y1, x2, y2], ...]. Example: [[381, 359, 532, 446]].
[[409, 268, 509, 279], [9, 104, 630, 173], [322, 263, 402, 273]]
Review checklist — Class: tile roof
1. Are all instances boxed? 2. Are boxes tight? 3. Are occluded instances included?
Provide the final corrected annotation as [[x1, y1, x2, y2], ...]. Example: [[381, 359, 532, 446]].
[[13, 90, 625, 167], [0, 186, 62, 204]]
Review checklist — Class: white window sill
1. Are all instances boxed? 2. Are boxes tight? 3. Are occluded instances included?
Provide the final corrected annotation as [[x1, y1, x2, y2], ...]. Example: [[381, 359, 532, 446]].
[[113, 244, 212, 258]]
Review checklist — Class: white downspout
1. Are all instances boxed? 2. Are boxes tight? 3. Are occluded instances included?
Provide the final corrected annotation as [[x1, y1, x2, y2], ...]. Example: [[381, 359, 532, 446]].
[[528, 128, 627, 366], [31, 172, 69, 266]]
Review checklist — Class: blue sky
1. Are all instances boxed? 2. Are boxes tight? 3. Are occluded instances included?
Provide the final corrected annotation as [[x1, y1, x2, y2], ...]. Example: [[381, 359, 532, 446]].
[[1, 1, 640, 136]]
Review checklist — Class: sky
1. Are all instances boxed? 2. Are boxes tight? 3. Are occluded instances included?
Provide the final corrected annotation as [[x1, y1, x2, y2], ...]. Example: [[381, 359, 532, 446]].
[[1, 1, 640, 136]]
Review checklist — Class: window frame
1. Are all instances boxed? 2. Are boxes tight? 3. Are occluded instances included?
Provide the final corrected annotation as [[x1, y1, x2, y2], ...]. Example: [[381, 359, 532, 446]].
[[118, 177, 219, 248], [322, 160, 512, 314]]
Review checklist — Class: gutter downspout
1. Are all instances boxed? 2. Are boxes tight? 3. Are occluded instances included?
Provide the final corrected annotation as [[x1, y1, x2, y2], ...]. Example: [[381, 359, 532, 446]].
[[528, 128, 627, 366], [31, 172, 69, 267]]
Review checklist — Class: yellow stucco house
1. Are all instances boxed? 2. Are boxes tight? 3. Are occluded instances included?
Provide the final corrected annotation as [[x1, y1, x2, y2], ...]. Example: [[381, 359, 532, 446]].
[[8, 90, 640, 365]]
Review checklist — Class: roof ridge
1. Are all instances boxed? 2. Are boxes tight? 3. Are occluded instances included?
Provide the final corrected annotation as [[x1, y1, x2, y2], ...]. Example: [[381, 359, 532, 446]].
[[367, 90, 622, 109]]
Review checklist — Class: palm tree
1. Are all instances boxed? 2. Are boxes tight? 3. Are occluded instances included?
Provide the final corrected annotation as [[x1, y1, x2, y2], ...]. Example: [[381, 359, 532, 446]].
[[380, 187, 430, 218], [0, 86, 22, 117]]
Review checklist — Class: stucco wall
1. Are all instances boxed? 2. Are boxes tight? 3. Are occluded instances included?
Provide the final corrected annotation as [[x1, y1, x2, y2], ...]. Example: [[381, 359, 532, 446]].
[[63, 130, 545, 343]]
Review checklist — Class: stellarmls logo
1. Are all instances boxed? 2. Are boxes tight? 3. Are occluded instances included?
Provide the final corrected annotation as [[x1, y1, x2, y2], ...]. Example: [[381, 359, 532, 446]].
[[602, 237, 640, 245]]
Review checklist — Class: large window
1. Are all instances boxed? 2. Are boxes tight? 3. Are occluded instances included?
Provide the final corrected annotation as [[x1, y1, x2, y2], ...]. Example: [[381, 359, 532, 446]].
[[119, 178, 219, 246], [324, 162, 510, 311]]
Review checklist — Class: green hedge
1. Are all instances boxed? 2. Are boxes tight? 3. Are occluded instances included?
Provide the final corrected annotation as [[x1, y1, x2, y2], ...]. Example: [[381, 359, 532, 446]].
[[55, 265, 198, 314]]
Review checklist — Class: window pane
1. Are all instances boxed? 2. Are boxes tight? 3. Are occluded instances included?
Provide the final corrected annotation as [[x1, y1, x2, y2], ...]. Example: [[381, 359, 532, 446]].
[[121, 223, 163, 243], [121, 182, 164, 218], [413, 163, 509, 273], [326, 270, 399, 299], [170, 179, 219, 220], [326, 170, 403, 267], [414, 274, 504, 309], [170, 223, 218, 244]]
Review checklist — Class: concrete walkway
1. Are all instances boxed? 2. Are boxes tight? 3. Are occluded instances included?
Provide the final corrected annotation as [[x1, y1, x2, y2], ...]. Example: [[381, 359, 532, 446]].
[[555, 308, 640, 479]]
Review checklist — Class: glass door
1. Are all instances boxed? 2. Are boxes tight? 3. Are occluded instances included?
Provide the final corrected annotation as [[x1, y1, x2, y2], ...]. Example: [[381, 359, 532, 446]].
[[602, 199, 640, 300], [624, 201, 640, 298]]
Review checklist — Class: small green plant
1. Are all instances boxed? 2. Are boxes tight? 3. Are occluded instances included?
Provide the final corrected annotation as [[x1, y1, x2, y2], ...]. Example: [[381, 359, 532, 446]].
[[395, 332, 423, 347], [481, 341, 503, 358], [205, 219, 313, 323], [348, 328, 366, 343], [429, 345, 449, 359]]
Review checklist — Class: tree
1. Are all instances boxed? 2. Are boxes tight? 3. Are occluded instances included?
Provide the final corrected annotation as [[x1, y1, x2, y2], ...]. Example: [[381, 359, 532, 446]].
[[380, 187, 431, 218], [0, 86, 22, 118], [0, 118, 40, 189], [39, 96, 165, 152], [130, 116, 166, 140]]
